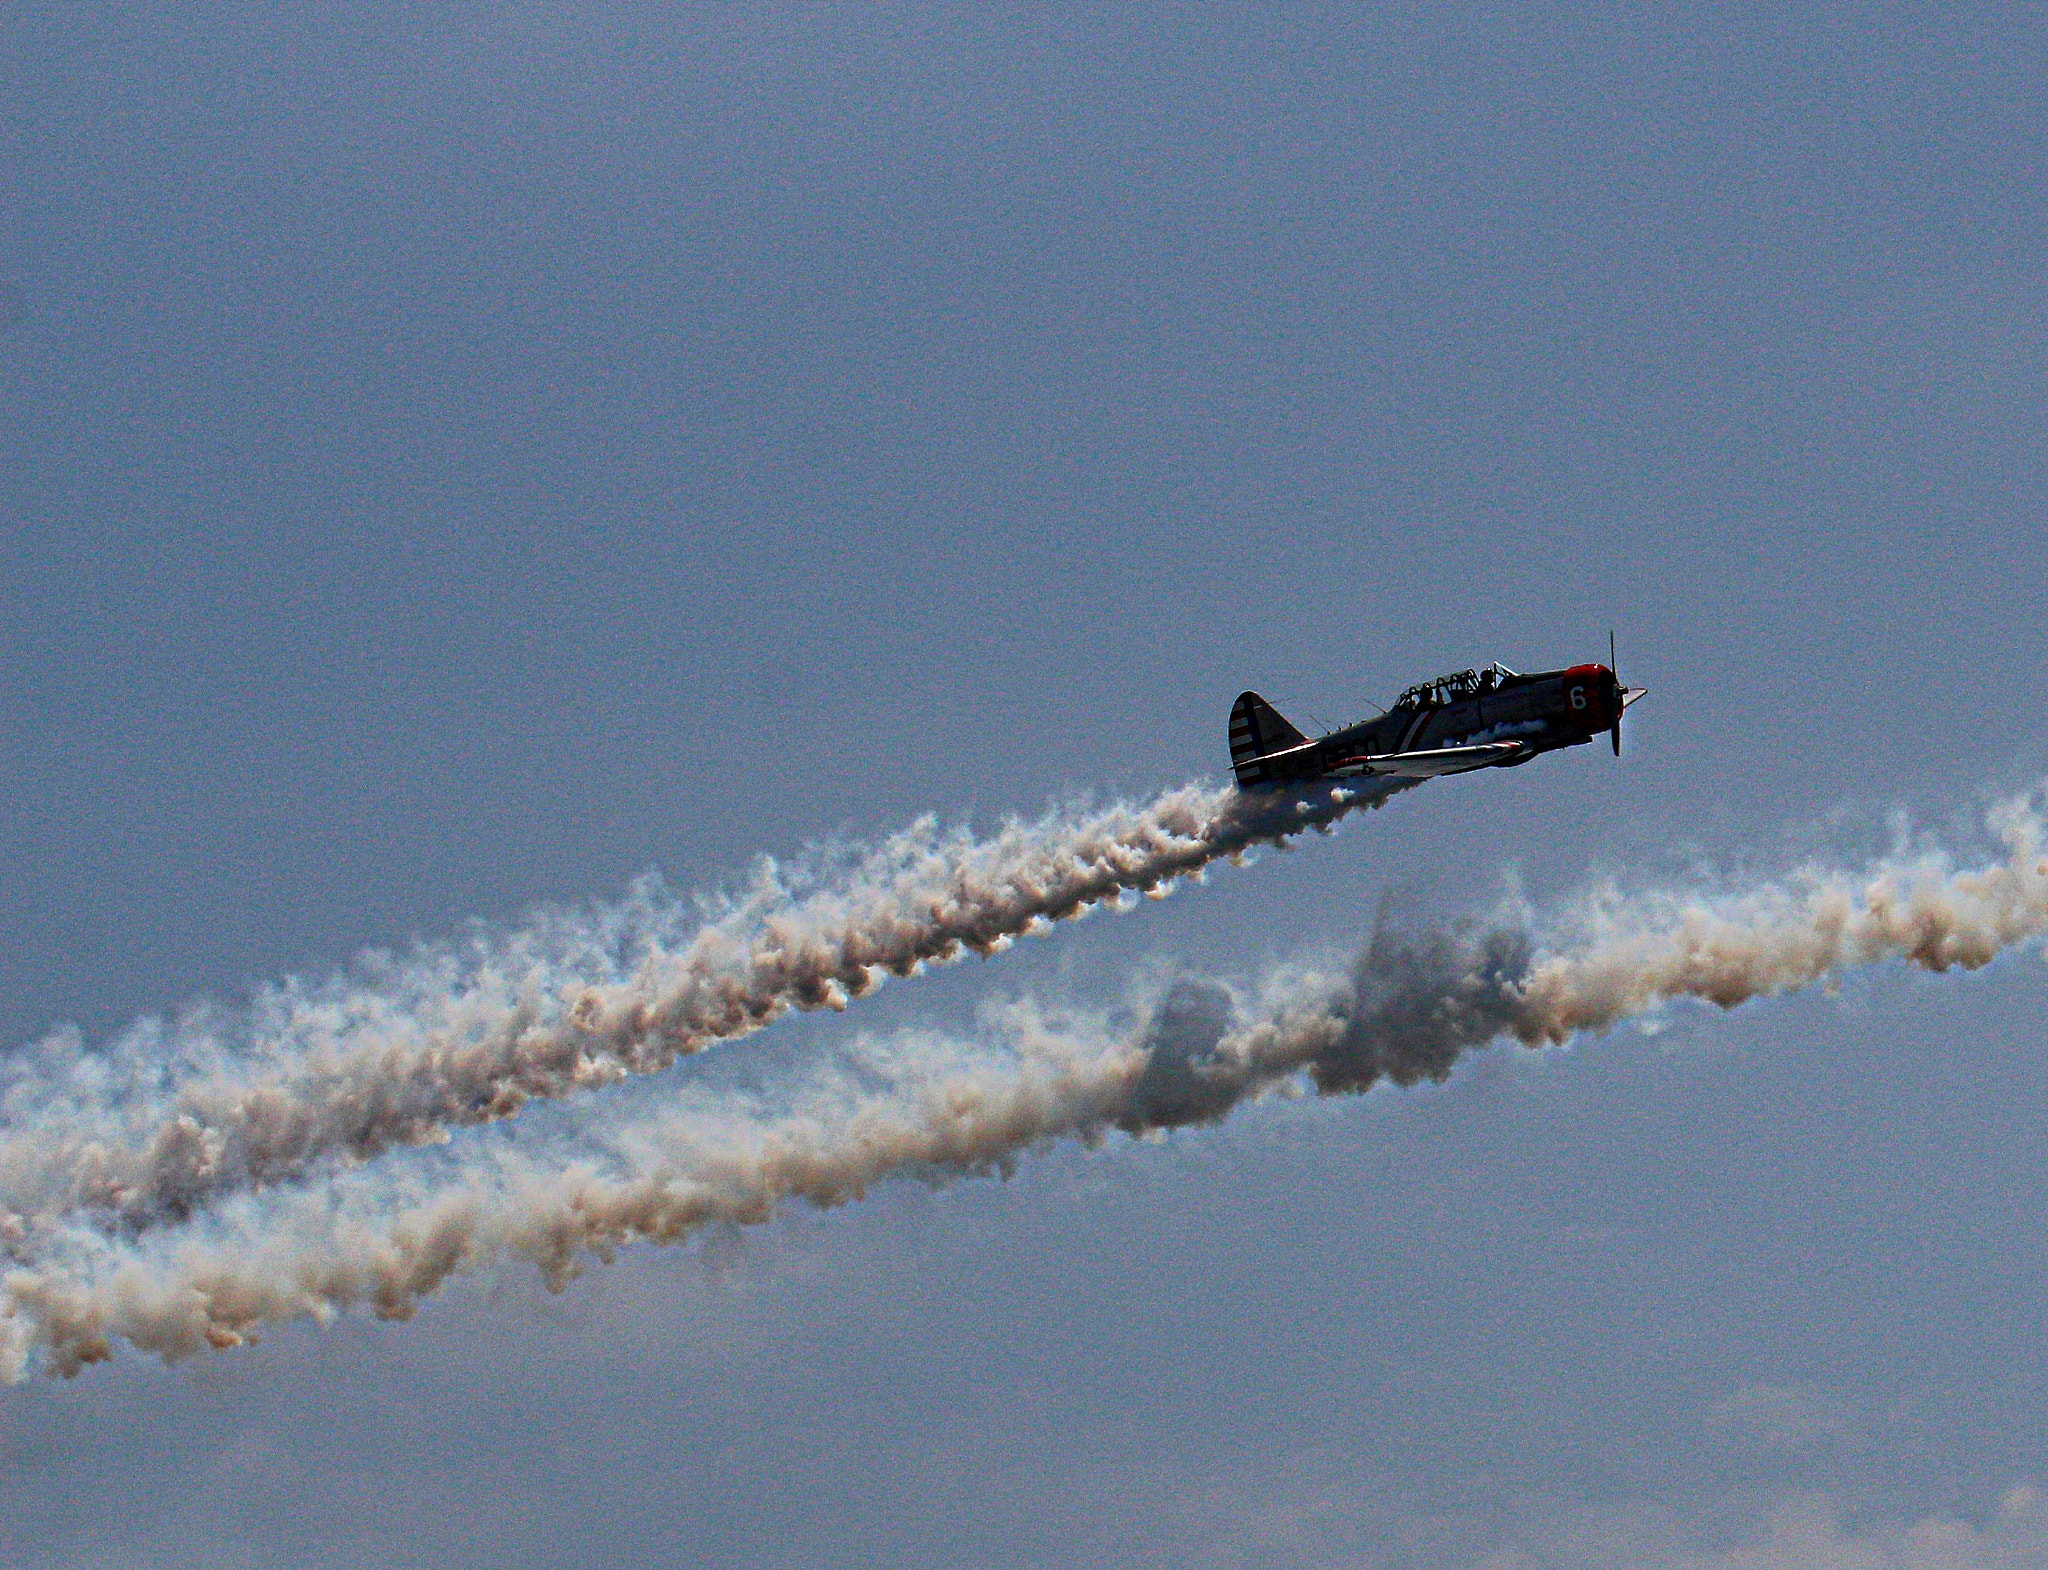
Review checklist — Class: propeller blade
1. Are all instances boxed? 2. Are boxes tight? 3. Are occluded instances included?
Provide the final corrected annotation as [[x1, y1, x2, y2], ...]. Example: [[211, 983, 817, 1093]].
[[1609, 631, 1624, 755]]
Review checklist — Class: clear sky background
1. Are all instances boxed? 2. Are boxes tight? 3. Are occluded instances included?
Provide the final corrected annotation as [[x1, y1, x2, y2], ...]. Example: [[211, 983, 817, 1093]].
[[5, 6, 2048, 1566]]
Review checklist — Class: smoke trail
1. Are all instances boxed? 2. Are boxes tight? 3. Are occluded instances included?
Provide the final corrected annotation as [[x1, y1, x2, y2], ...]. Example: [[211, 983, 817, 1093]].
[[0, 778, 1400, 1245], [5, 786, 2045, 1379]]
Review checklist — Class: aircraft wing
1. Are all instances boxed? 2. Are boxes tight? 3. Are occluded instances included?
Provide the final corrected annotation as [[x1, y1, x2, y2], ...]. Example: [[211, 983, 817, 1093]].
[[1338, 741, 1527, 778]]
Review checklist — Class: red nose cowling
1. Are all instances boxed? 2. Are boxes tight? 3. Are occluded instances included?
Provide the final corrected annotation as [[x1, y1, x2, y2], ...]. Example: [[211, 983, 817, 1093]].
[[1563, 663, 1624, 752]]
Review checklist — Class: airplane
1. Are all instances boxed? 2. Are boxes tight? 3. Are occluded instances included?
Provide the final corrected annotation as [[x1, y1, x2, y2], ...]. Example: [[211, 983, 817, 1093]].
[[1229, 650, 1647, 789]]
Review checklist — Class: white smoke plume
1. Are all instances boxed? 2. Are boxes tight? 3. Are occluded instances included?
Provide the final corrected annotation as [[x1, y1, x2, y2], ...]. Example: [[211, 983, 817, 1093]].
[[4, 784, 2045, 1380], [0, 778, 1401, 1245]]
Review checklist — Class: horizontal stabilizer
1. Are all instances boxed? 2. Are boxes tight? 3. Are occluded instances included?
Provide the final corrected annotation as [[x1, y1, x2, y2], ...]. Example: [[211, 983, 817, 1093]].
[[1332, 741, 1527, 779]]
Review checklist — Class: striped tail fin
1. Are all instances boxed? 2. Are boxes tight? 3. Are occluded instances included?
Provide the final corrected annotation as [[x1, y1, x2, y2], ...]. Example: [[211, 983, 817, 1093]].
[[1228, 691, 1307, 787]]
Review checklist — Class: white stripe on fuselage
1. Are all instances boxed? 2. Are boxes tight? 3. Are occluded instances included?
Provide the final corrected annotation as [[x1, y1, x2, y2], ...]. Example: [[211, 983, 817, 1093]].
[[1460, 717, 1548, 745]]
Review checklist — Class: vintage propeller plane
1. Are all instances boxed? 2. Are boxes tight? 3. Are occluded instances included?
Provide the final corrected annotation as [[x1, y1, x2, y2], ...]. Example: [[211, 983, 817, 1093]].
[[1229, 642, 1646, 789]]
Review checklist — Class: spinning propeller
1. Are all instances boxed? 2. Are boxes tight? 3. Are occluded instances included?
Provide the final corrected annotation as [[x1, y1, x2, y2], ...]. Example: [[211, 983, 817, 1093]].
[[1608, 628, 1646, 755]]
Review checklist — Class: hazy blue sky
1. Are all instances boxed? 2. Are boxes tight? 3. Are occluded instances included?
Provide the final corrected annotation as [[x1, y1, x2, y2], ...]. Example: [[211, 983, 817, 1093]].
[[5, 5, 2048, 1566]]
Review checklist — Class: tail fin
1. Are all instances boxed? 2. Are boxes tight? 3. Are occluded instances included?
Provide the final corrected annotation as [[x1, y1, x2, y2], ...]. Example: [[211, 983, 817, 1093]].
[[1229, 691, 1307, 787]]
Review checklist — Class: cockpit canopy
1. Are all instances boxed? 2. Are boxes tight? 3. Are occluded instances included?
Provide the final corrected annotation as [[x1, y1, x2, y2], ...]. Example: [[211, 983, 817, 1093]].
[[1392, 663, 1518, 709]]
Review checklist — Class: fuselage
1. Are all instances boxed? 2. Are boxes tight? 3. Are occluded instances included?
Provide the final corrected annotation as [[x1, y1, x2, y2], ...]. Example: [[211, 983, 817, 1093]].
[[1234, 663, 1625, 788]]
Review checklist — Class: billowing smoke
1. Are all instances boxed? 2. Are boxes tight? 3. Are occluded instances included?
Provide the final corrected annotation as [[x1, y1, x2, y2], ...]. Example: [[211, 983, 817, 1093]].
[[3, 785, 2044, 1380], [0, 779, 1401, 1243]]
